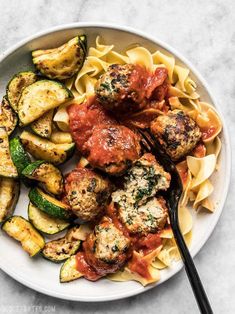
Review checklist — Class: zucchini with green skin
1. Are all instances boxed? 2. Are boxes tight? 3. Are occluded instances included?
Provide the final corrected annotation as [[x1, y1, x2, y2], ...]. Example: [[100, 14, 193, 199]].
[[0, 97, 18, 135], [31, 109, 54, 138], [28, 202, 69, 235], [32, 35, 87, 80], [2, 216, 45, 257], [20, 131, 75, 165], [0, 178, 20, 223], [22, 161, 63, 195], [50, 131, 73, 144], [60, 255, 83, 283], [42, 226, 81, 263], [29, 187, 72, 220], [18, 80, 73, 125], [6, 71, 37, 112], [9, 137, 31, 176], [0, 128, 18, 178]]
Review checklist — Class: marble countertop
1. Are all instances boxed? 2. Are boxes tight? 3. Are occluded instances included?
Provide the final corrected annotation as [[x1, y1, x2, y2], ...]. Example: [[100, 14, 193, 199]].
[[0, 0, 234, 313]]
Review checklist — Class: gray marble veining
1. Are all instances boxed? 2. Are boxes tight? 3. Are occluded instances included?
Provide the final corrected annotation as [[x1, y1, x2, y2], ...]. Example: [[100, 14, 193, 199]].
[[0, 0, 234, 313]]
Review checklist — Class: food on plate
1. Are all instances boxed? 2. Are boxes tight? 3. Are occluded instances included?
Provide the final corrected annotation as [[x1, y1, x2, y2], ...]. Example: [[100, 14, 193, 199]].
[[29, 187, 72, 220], [0, 127, 18, 178], [9, 137, 31, 185], [28, 202, 70, 235], [32, 35, 87, 80], [112, 153, 171, 208], [118, 196, 168, 235], [18, 80, 73, 125], [0, 97, 18, 135], [95, 64, 168, 112], [84, 124, 141, 175], [150, 109, 201, 161], [60, 255, 83, 283], [42, 226, 81, 262], [2, 216, 45, 257], [0, 178, 19, 223], [68, 99, 115, 152], [82, 218, 131, 277], [20, 131, 75, 165], [64, 167, 112, 221], [6, 71, 37, 112], [22, 161, 63, 195], [31, 109, 54, 138], [0, 34, 223, 287]]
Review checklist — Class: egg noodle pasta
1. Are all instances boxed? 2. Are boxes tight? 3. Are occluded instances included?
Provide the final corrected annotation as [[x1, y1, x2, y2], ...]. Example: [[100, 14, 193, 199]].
[[53, 36, 222, 285]]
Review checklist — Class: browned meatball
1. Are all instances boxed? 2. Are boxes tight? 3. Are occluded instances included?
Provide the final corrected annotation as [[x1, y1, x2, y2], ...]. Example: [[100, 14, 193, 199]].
[[150, 110, 201, 161], [68, 98, 115, 153], [84, 124, 141, 176], [83, 218, 131, 276], [64, 167, 112, 221], [95, 64, 168, 113]]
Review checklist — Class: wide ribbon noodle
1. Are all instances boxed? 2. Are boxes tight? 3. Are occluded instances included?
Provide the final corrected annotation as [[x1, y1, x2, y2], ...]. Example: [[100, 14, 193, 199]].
[[54, 36, 222, 285]]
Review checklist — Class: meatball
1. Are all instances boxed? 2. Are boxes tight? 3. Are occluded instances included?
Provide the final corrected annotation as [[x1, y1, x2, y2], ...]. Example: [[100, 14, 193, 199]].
[[83, 218, 131, 276], [64, 167, 112, 221], [84, 124, 141, 176], [112, 153, 171, 208], [68, 98, 115, 152], [150, 110, 201, 161], [95, 64, 168, 113], [118, 197, 168, 235]]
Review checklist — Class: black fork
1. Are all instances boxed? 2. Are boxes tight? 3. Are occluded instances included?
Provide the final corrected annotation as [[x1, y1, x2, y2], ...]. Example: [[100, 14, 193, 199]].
[[139, 129, 213, 314]]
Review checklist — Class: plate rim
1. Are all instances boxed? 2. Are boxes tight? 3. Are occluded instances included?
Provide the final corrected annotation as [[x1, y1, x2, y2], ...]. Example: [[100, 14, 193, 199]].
[[0, 22, 231, 302]]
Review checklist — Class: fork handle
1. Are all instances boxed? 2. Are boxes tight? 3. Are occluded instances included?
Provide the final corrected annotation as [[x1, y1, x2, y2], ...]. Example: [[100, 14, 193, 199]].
[[172, 226, 213, 314]]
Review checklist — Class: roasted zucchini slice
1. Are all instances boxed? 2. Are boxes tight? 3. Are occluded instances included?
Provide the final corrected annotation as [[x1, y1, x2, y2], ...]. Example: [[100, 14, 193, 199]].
[[50, 131, 73, 144], [42, 226, 81, 263], [18, 80, 73, 125], [32, 35, 87, 80], [2, 216, 45, 257], [9, 137, 31, 176], [0, 97, 18, 135], [6, 71, 37, 112], [20, 131, 75, 165], [29, 187, 72, 220], [0, 178, 20, 223], [31, 109, 54, 138], [0, 128, 18, 178], [28, 202, 69, 235], [60, 255, 83, 283], [22, 160, 63, 195]]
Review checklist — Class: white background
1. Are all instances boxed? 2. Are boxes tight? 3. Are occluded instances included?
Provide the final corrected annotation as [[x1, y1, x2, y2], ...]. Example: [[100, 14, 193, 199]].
[[0, 0, 234, 313]]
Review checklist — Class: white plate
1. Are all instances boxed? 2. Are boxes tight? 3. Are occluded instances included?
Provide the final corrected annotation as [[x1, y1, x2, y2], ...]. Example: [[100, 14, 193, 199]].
[[0, 23, 231, 302]]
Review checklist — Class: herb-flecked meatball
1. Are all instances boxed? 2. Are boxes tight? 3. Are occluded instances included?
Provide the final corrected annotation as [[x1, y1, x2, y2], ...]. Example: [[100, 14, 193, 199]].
[[95, 64, 168, 113], [64, 167, 112, 221], [112, 154, 170, 235], [150, 110, 201, 161], [84, 124, 141, 176], [118, 196, 168, 235], [83, 218, 131, 276], [95, 64, 144, 111]]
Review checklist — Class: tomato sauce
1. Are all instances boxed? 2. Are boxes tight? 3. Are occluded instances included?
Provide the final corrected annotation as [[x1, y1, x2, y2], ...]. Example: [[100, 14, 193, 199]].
[[128, 253, 152, 280], [176, 161, 188, 186], [201, 126, 216, 141], [134, 233, 162, 255], [192, 142, 206, 158], [75, 252, 101, 281]]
